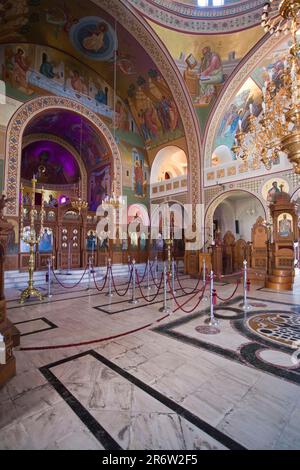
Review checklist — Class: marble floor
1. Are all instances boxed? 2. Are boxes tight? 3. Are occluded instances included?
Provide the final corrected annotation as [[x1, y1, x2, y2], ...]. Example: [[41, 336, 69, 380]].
[[1, 270, 300, 450]]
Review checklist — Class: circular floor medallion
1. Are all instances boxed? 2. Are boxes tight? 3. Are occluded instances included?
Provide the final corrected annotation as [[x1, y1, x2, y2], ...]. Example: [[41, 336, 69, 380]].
[[258, 349, 298, 369], [195, 325, 221, 335], [247, 312, 300, 347]]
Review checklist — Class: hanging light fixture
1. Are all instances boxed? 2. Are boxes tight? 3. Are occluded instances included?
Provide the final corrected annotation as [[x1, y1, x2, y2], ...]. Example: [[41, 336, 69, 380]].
[[102, 19, 124, 211], [71, 116, 88, 214], [233, 0, 300, 174]]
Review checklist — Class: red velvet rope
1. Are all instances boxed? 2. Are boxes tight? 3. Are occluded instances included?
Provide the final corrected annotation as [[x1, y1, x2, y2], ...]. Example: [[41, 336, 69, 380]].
[[136, 270, 164, 303], [51, 265, 88, 289], [175, 264, 202, 295], [111, 266, 133, 296], [20, 312, 171, 351], [215, 279, 241, 301], [92, 267, 108, 292], [168, 277, 208, 314]]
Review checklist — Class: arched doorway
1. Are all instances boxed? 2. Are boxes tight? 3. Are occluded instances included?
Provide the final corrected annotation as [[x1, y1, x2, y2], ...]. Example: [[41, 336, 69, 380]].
[[4, 97, 122, 270], [205, 190, 267, 274], [4, 96, 122, 218], [151, 146, 188, 183], [205, 190, 267, 245]]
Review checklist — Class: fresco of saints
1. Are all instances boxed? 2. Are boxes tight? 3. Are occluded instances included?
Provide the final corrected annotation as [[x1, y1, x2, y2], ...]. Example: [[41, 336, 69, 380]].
[[267, 181, 281, 202], [199, 46, 223, 103], [134, 161, 144, 197], [40, 53, 59, 80], [12, 48, 33, 94], [279, 214, 292, 237], [70, 70, 87, 94], [82, 23, 107, 53]]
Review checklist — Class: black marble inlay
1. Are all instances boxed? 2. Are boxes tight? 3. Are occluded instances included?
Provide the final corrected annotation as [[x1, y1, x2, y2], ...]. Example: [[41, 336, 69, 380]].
[[14, 317, 58, 337], [40, 349, 246, 450], [153, 296, 300, 386]]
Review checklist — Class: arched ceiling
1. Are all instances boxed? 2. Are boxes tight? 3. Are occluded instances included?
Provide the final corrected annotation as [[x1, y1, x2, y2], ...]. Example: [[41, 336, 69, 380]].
[[127, 0, 269, 34], [0, 0, 186, 147], [21, 140, 80, 185], [24, 110, 111, 170]]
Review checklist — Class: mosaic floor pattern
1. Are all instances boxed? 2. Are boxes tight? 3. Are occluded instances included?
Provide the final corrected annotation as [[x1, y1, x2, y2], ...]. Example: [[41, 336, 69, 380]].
[[247, 312, 300, 348]]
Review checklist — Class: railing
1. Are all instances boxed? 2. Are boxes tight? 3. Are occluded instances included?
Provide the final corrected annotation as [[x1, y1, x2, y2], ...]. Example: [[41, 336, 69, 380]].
[[204, 158, 292, 187], [150, 175, 188, 198]]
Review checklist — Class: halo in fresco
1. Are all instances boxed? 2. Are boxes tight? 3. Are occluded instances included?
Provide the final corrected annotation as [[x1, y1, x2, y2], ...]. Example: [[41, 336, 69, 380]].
[[261, 178, 289, 202], [69, 17, 117, 61]]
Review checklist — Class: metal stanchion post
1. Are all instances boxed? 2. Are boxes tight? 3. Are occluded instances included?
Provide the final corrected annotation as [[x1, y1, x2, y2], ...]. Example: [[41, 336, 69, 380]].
[[87, 257, 92, 291], [128, 256, 131, 277], [155, 256, 158, 283], [241, 260, 251, 312], [203, 258, 206, 285], [106, 258, 113, 298], [159, 262, 172, 314], [47, 257, 52, 299], [171, 257, 176, 295], [209, 270, 219, 326], [129, 259, 138, 304], [147, 259, 151, 291]]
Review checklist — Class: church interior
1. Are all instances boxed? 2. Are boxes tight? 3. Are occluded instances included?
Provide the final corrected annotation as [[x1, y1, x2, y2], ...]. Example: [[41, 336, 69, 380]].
[[1, 0, 300, 451]]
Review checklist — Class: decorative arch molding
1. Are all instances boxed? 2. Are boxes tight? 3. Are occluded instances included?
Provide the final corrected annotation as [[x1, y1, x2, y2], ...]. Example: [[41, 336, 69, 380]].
[[22, 133, 88, 199], [204, 189, 267, 244], [93, 0, 202, 207], [4, 96, 122, 217], [203, 32, 283, 169]]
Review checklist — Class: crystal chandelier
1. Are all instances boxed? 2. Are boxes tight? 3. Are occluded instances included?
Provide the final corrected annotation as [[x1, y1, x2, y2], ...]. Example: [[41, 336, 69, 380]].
[[233, 0, 300, 174]]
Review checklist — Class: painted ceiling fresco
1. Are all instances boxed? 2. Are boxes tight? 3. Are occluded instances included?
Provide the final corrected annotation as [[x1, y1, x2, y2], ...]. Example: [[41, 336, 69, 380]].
[[24, 110, 110, 170], [148, 20, 265, 131], [212, 35, 290, 169], [0, 0, 184, 149], [21, 140, 80, 185]]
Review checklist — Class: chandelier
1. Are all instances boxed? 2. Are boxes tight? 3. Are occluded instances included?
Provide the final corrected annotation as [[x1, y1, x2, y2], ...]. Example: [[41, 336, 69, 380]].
[[101, 191, 124, 209], [233, 0, 300, 174], [71, 178, 88, 214]]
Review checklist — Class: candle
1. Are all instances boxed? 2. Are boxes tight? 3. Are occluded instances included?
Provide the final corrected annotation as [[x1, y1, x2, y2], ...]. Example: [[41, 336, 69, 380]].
[[249, 103, 253, 115], [238, 119, 242, 131]]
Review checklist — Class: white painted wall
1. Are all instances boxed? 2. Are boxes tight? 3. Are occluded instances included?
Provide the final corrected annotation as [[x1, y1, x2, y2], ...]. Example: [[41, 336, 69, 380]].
[[213, 196, 264, 241]]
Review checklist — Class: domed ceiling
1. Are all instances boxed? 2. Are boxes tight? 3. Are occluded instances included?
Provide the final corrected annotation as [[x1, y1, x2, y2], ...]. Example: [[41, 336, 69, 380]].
[[24, 110, 110, 170], [0, 0, 185, 149], [21, 140, 80, 185], [127, 0, 268, 33]]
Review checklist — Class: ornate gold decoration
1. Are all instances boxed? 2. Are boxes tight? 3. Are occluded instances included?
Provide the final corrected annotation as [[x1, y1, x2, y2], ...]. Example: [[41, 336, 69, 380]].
[[233, 0, 300, 174], [19, 176, 45, 304]]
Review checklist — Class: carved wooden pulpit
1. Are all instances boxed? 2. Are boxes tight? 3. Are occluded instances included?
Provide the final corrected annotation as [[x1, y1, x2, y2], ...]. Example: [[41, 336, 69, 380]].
[[266, 191, 297, 290]]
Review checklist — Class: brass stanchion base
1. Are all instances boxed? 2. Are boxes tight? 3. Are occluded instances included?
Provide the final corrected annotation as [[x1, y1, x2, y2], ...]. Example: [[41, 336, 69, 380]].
[[19, 287, 44, 304]]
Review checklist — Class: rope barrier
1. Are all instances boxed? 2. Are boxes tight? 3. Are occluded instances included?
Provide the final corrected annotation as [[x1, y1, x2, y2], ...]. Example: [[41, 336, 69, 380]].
[[168, 277, 208, 314], [111, 266, 133, 297], [136, 270, 164, 303], [215, 279, 241, 301], [51, 265, 88, 289], [175, 264, 202, 295], [92, 267, 108, 292]]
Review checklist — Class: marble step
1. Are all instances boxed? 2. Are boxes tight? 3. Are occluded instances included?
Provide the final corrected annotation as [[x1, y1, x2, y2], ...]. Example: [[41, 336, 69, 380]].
[[4, 262, 178, 289]]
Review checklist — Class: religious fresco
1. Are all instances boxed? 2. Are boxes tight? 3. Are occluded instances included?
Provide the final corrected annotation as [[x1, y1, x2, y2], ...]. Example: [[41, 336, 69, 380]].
[[0, 0, 184, 149], [148, 20, 264, 130], [24, 110, 110, 169], [21, 140, 80, 185], [212, 36, 292, 170], [88, 163, 111, 211], [214, 77, 262, 155], [118, 140, 149, 205], [262, 178, 289, 202]]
